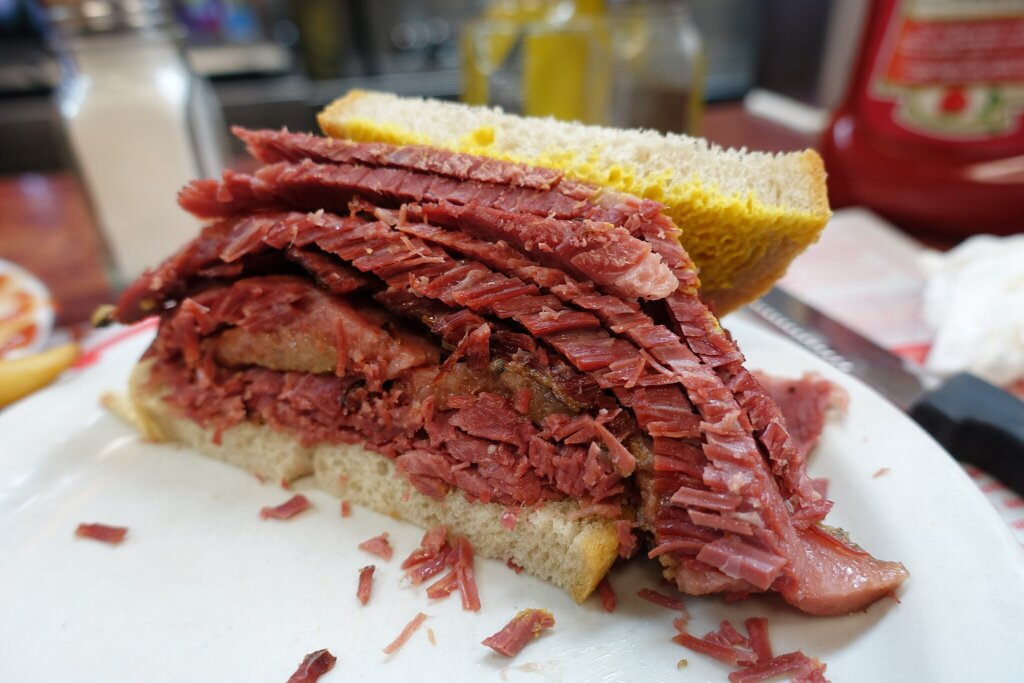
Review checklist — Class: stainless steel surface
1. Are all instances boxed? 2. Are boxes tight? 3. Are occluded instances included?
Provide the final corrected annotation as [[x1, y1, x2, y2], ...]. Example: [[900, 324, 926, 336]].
[[745, 287, 937, 411]]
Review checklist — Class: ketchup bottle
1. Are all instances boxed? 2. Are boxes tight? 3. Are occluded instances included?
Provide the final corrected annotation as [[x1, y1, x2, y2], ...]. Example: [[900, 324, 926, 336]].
[[822, 0, 1024, 238]]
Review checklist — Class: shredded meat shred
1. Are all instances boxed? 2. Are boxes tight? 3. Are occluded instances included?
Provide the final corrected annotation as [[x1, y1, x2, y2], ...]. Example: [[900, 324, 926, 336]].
[[357, 565, 375, 606], [75, 523, 128, 545], [673, 616, 829, 683], [114, 127, 908, 614], [286, 649, 337, 683], [400, 526, 481, 610], [596, 577, 617, 613], [383, 613, 428, 655], [637, 588, 689, 614], [481, 609, 556, 657], [260, 494, 311, 520], [401, 525, 452, 584], [453, 536, 481, 611], [358, 533, 394, 561]]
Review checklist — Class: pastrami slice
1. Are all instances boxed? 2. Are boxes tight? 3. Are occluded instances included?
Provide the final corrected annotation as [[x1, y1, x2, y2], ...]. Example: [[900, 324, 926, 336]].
[[115, 127, 906, 614]]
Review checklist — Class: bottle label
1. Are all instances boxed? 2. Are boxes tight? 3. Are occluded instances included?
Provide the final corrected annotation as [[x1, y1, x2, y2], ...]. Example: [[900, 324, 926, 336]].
[[869, 0, 1024, 140]]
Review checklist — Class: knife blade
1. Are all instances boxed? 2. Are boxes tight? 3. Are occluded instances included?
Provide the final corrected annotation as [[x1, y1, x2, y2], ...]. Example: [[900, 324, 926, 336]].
[[745, 287, 1024, 496]]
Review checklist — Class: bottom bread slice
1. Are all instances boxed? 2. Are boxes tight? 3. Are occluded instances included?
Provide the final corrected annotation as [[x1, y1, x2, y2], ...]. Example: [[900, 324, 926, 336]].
[[127, 359, 619, 602]]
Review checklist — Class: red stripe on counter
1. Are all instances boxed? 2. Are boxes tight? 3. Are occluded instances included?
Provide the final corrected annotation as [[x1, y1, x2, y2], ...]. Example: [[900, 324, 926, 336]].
[[73, 317, 159, 369], [890, 343, 930, 365]]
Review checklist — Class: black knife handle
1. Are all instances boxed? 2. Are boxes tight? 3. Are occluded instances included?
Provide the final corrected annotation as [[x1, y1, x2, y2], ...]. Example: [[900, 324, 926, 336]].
[[909, 372, 1024, 497]]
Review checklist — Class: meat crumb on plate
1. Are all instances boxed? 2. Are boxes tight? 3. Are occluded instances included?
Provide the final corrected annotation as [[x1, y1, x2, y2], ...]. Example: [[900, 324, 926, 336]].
[[596, 577, 617, 613], [75, 523, 128, 545], [482, 609, 555, 657], [356, 565, 375, 606], [285, 649, 336, 683], [636, 588, 688, 614], [672, 615, 829, 682], [358, 533, 394, 561], [402, 525, 451, 584], [383, 612, 428, 655], [260, 494, 311, 520]]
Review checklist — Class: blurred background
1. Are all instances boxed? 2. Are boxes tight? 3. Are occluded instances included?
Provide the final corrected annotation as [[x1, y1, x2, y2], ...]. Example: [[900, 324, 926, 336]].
[[0, 0, 1021, 334], [0, 0, 850, 172]]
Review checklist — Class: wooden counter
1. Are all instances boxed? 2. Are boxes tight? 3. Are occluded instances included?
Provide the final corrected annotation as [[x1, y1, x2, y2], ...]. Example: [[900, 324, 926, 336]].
[[0, 173, 113, 327]]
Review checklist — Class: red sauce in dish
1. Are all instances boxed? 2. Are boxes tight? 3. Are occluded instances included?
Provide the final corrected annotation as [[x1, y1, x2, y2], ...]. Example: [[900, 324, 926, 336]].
[[0, 323, 37, 356], [0, 288, 42, 356]]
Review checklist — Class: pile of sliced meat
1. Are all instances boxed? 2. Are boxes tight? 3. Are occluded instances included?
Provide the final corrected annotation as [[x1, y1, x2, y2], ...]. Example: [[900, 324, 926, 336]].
[[115, 127, 907, 615]]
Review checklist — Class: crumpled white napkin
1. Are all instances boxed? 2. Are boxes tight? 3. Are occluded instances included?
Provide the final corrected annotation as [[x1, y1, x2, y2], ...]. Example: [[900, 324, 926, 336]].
[[921, 234, 1024, 387]]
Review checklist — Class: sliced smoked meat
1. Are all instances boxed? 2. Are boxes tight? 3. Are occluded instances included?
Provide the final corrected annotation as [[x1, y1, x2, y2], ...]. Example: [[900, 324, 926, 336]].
[[116, 128, 907, 616]]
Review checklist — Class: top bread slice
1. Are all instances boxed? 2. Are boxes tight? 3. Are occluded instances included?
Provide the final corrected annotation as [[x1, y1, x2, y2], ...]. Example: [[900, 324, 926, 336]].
[[317, 90, 831, 314]]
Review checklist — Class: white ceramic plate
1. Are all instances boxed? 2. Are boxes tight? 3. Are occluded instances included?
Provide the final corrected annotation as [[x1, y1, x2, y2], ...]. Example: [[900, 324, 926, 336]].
[[2, 317, 1023, 682]]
